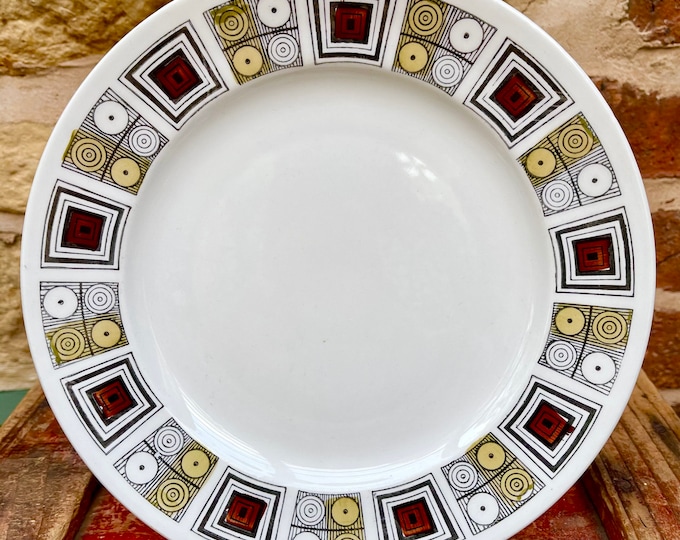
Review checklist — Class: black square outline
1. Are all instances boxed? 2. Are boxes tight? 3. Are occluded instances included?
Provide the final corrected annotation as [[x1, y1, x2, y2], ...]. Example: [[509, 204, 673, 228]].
[[195, 471, 284, 540], [553, 209, 633, 293], [374, 478, 458, 540], [122, 23, 226, 128], [62, 355, 161, 452], [42, 184, 129, 269], [467, 40, 571, 146], [311, 0, 392, 61], [502, 378, 599, 476]]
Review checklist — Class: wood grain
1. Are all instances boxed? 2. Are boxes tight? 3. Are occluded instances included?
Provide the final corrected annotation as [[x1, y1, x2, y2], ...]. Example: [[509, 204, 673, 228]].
[[583, 371, 680, 540], [0, 384, 97, 540]]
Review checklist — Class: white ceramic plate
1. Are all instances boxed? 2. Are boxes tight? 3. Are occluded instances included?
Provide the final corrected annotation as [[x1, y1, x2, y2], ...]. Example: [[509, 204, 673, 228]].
[[21, 0, 655, 538]]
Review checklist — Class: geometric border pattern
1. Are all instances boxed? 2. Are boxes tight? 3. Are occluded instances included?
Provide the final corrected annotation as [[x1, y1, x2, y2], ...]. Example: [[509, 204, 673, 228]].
[[309, 0, 396, 65], [466, 39, 573, 147], [441, 434, 544, 535], [392, 0, 496, 95], [539, 303, 633, 394], [288, 491, 365, 540], [41, 181, 130, 269], [501, 377, 601, 478], [115, 418, 218, 522], [550, 207, 634, 296], [373, 475, 460, 540], [193, 467, 286, 540], [40, 281, 128, 367], [62, 89, 168, 195], [61, 353, 162, 453], [205, 0, 303, 84], [121, 22, 228, 129], [518, 114, 621, 216]]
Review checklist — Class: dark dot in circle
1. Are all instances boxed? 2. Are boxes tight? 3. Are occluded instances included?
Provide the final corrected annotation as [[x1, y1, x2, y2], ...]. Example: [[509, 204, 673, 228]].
[[109, 115, 115, 121], [123, 170, 129, 175], [104, 331, 110, 337], [343, 509, 349, 514], [272, 7, 277, 12], [410, 55, 416, 61], [488, 453, 494, 459], [140, 465, 145, 470], [245, 58, 251, 64], [595, 365, 602, 371], [567, 318, 573, 324], [592, 178, 598, 183], [58, 300, 64, 305], [538, 160, 544, 166], [481, 506, 486, 511], [464, 32, 470, 39], [194, 461, 199, 467]]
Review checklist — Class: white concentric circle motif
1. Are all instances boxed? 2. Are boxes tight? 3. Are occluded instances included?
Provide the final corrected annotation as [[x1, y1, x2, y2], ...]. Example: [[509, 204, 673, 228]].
[[542, 179, 574, 211], [581, 352, 617, 385], [125, 451, 159, 484], [154, 426, 185, 456], [84, 284, 116, 314], [449, 18, 484, 53], [467, 492, 500, 525], [268, 33, 298, 66], [578, 163, 614, 197], [296, 495, 325, 525], [93, 100, 129, 135], [545, 340, 578, 371], [43, 287, 78, 319], [128, 126, 161, 156], [431, 55, 464, 88], [448, 462, 479, 491], [257, 0, 291, 27]]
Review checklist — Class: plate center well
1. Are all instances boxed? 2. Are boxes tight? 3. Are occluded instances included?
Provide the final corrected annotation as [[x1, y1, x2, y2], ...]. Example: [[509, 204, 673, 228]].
[[124, 65, 552, 488]]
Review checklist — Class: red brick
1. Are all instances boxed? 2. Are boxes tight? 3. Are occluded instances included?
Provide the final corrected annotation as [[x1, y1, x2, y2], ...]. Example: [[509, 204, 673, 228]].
[[653, 210, 680, 292], [593, 78, 680, 179], [644, 309, 680, 389], [628, 0, 680, 45]]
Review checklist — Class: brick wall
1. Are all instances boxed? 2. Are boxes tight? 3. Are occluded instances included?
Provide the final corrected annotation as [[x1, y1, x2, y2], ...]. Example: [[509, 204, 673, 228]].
[[1, 0, 679, 389]]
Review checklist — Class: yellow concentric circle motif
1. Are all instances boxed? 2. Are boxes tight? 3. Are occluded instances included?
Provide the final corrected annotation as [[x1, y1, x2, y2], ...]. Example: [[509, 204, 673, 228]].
[[331, 497, 360, 527], [111, 157, 141, 187], [554, 307, 586, 336], [335, 534, 361, 540], [525, 147, 557, 178], [558, 123, 594, 159], [592, 312, 628, 344], [181, 449, 211, 478], [500, 469, 534, 501], [51, 327, 86, 362], [476, 442, 506, 471], [408, 0, 444, 36], [214, 4, 249, 41], [156, 478, 190, 513], [91, 319, 122, 348], [233, 45, 264, 77], [71, 138, 107, 172], [398, 42, 428, 73]]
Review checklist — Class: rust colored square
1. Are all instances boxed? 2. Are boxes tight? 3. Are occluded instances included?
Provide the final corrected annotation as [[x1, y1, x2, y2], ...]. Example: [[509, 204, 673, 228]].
[[150, 51, 202, 102], [493, 71, 541, 121], [332, 3, 371, 43], [221, 493, 267, 535], [575, 236, 612, 273], [393, 499, 435, 538], [526, 401, 572, 449], [62, 208, 105, 251], [89, 377, 136, 420]]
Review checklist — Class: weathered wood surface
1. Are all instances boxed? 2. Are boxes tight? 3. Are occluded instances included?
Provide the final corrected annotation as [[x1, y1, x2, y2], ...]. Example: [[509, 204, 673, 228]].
[[5, 371, 680, 539], [0, 384, 97, 540], [582, 371, 680, 540]]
